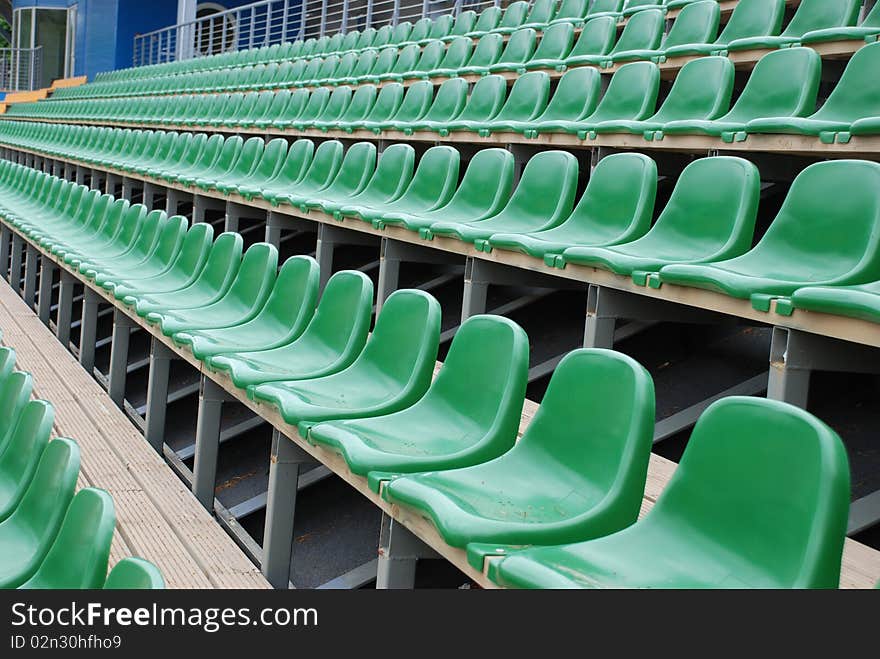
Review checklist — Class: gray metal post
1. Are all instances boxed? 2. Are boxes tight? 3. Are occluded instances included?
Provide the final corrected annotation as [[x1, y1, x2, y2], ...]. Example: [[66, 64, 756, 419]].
[[0, 226, 10, 282], [192, 375, 234, 510], [37, 259, 57, 324], [105, 172, 121, 196], [9, 234, 23, 287], [264, 211, 283, 248], [315, 223, 378, 291], [74, 165, 86, 185], [166, 188, 189, 217], [461, 257, 490, 322], [56, 271, 76, 349], [261, 429, 315, 589], [121, 177, 136, 201], [108, 309, 135, 406], [319, 0, 328, 36], [23, 245, 38, 309], [78, 288, 100, 373], [225, 200, 241, 233], [144, 338, 175, 453], [376, 513, 438, 589], [142, 181, 159, 209], [584, 284, 617, 349]]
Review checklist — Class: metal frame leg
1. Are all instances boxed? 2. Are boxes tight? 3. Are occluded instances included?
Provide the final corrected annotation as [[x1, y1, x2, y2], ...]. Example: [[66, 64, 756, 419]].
[[315, 223, 378, 291], [377, 238, 461, 314], [121, 177, 136, 201], [0, 226, 10, 282], [37, 259, 57, 324], [264, 211, 283, 248], [144, 338, 176, 453], [261, 429, 315, 589], [108, 309, 136, 406], [9, 233, 23, 288], [165, 187, 189, 216], [75, 165, 86, 185], [56, 271, 76, 349], [192, 376, 234, 510], [376, 513, 438, 589], [23, 245, 38, 309], [78, 287, 100, 373], [142, 182, 159, 209]]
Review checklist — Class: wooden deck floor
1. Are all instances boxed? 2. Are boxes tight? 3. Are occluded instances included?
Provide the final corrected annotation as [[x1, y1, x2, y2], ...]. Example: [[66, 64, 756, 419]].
[[0, 278, 269, 589]]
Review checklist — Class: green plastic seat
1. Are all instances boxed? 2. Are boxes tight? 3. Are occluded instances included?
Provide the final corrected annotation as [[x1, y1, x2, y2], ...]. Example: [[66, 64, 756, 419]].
[[425, 150, 579, 244], [297, 86, 353, 130], [663, 0, 785, 58], [241, 138, 314, 201], [424, 74, 507, 136], [269, 88, 311, 128], [104, 557, 165, 589], [577, 8, 665, 67], [562, 157, 760, 285], [417, 14, 455, 45], [361, 46, 410, 83], [145, 242, 278, 337], [249, 289, 440, 431], [661, 47, 821, 142], [207, 136, 267, 192], [0, 368, 33, 458], [441, 10, 477, 41], [620, 0, 664, 18], [390, 20, 414, 44], [402, 78, 468, 133], [371, 25, 394, 49], [592, 56, 734, 138], [208, 270, 373, 388], [312, 84, 378, 132], [849, 116, 880, 137], [126, 232, 243, 316], [305, 143, 414, 216], [174, 255, 320, 359], [337, 50, 380, 85], [726, 0, 861, 51], [521, 22, 577, 71], [548, 0, 591, 26], [484, 1, 530, 36], [0, 438, 80, 589], [489, 152, 657, 261], [78, 210, 171, 281], [279, 87, 331, 130], [186, 134, 243, 188], [291, 141, 376, 211], [364, 80, 434, 133], [0, 400, 54, 523], [452, 70, 551, 136], [435, 32, 504, 78], [611, 0, 720, 62], [19, 488, 115, 590], [659, 160, 880, 311], [376, 148, 515, 232], [228, 138, 289, 196], [344, 83, 405, 131], [746, 42, 880, 142], [338, 145, 460, 223], [586, 0, 625, 18], [309, 315, 529, 491], [466, 6, 503, 37], [783, 279, 880, 324], [263, 139, 343, 207], [384, 348, 654, 555], [491, 397, 850, 589], [533, 61, 660, 137], [801, 0, 880, 44], [394, 41, 447, 81], [480, 28, 539, 74]]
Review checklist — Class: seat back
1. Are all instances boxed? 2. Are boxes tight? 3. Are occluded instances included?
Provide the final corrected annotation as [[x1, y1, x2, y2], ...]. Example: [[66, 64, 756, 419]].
[[251, 138, 289, 181], [408, 17, 433, 43], [391, 20, 413, 43], [588, 0, 624, 15], [435, 37, 472, 70], [492, 70, 551, 123], [496, 27, 538, 64], [431, 148, 515, 219], [472, 6, 503, 33], [339, 84, 378, 123], [20, 488, 115, 589], [363, 83, 405, 122], [492, 150, 580, 230], [586, 61, 660, 123], [663, 0, 721, 47], [260, 255, 321, 340], [466, 32, 505, 68], [200, 232, 245, 292], [354, 27, 377, 50], [320, 141, 377, 199], [356, 143, 416, 200], [781, 0, 861, 38], [393, 145, 460, 210], [372, 24, 394, 48], [296, 87, 331, 123], [168, 222, 214, 281], [450, 10, 477, 36], [530, 22, 576, 61], [651, 397, 849, 588], [0, 400, 54, 519], [554, 0, 589, 22], [813, 42, 880, 121], [647, 56, 734, 123], [500, 1, 531, 29], [428, 14, 455, 39], [455, 74, 507, 122], [722, 47, 821, 124], [420, 78, 469, 123], [224, 242, 279, 307], [0, 369, 33, 456], [388, 80, 434, 122], [609, 8, 666, 54], [298, 139, 344, 189], [315, 86, 353, 122], [716, 0, 785, 44], [301, 270, 373, 359]]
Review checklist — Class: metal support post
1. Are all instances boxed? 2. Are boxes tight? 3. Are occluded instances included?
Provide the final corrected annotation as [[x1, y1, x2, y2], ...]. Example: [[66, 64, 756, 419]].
[[108, 309, 136, 406], [376, 513, 439, 589], [78, 287, 101, 373], [23, 245, 38, 308], [144, 338, 176, 453], [37, 259, 57, 324], [192, 375, 235, 510], [56, 270, 76, 349]]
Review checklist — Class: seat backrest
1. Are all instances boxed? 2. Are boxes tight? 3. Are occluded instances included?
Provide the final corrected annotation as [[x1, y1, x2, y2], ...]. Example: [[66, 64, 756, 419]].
[[456, 74, 507, 122], [781, 0, 861, 38], [340, 84, 378, 121], [212, 134, 244, 171], [0, 370, 33, 456], [394, 145, 460, 209], [647, 56, 734, 123], [473, 6, 503, 32], [224, 242, 279, 307], [531, 22, 576, 60], [229, 136, 266, 176], [428, 14, 455, 39], [588, 0, 625, 15], [260, 255, 321, 340], [733, 160, 880, 283], [200, 232, 244, 292], [364, 83, 405, 121], [315, 85, 353, 121], [339, 30, 360, 52], [104, 557, 165, 589], [467, 32, 505, 67], [301, 269, 373, 358], [497, 27, 538, 63], [493, 70, 551, 122], [299, 139, 344, 188], [555, 0, 589, 21], [609, 8, 666, 53], [663, 0, 721, 47], [391, 20, 414, 43], [20, 488, 115, 589], [716, 0, 785, 44], [813, 41, 880, 120], [586, 61, 660, 123], [263, 88, 293, 121], [358, 143, 416, 200], [252, 138, 289, 180], [564, 152, 657, 244], [421, 77, 469, 122], [170, 221, 214, 280], [376, 46, 406, 76], [270, 139, 314, 187], [722, 47, 821, 124], [863, 0, 880, 28], [351, 49, 379, 76], [435, 37, 473, 69], [388, 80, 434, 121], [435, 148, 515, 218], [494, 150, 580, 228], [518, 348, 655, 534], [408, 17, 433, 42], [372, 24, 394, 48], [501, 1, 531, 28], [450, 10, 478, 36], [0, 399, 53, 519], [323, 141, 377, 197], [297, 87, 332, 122], [651, 397, 849, 588]]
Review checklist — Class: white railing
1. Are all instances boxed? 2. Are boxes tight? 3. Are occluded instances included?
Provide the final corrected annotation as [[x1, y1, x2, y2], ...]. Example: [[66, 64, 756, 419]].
[[133, 0, 502, 67], [0, 47, 42, 92]]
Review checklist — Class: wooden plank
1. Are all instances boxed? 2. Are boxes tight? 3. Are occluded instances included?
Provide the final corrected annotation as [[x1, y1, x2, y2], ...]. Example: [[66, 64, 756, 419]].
[[0, 280, 269, 589]]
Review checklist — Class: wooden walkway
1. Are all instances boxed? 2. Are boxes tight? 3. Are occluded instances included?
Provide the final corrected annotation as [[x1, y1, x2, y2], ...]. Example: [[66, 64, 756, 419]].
[[0, 279, 269, 589]]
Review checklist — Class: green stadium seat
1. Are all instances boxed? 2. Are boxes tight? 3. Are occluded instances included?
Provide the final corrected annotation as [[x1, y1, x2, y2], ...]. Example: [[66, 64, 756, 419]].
[[436, 32, 504, 77], [621, 0, 665, 18], [466, 6, 504, 37], [488, 152, 657, 262], [104, 558, 165, 589], [208, 269, 373, 388], [611, 0, 720, 63], [19, 488, 115, 590], [288, 141, 376, 211], [746, 41, 880, 143], [489, 397, 849, 589], [848, 115, 880, 137], [0, 400, 54, 523], [533, 61, 660, 137], [375, 148, 514, 232], [239, 138, 314, 201], [424, 74, 507, 136], [483, 27, 539, 73], [726, 0, 861, 51], [276, 87, 331, 131], [270, 88, 312, 128], [363, 80, 434, 133], [308, 315, 529, 489], [337, 50, 380, 85], [592, 56, 734, 138], [662, 0, 785, 58], [344, 83, 405, 131], [249, 289, 440, 432], [174, 255, 320, 360], [424, 150, 579, 244], [0, 368, 33, 458], [297, 86, 354, 130], [801, 0, 880, 44], [209, 136, 269, 193], [490, 0, 538, 35], [562, 157, 760, 284], [452, 70, 550, 135], [520, 22, 577, 70], [548, 0, 591, 26], [0, 438, 79, 588], [226, 137, 288, 195], [262, 139, 343, 207], [586, 0, 625, 19], [440, 10, 477, 42], [185, 134, 243, 187], [659, 160, 880, 310], [782, 280, 880, 323], [312, 85, 377, 132], [384, 348, 653, 552], [661, 47, 821, 142]]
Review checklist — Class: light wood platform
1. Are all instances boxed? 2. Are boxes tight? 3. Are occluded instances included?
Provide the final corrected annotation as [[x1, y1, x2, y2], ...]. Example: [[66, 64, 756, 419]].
[[0, 279, 269, 589]]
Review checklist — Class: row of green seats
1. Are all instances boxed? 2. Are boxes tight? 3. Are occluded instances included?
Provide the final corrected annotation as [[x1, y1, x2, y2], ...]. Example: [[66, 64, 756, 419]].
[[54, 0, 877, 101], [80, 0, 630, 94], [0, 162, 855, 588], [4, 123, 880, 324], [0, 345, 163, 589], [5, 41, 880, 148]]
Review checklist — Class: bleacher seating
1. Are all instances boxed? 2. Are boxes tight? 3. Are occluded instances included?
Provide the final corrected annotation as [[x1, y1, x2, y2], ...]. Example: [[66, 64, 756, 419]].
[[1, 0, 880, 590]]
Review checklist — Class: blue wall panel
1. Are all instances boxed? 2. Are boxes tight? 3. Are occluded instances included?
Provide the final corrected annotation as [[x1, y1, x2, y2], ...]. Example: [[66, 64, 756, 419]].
[[116, 0, 178, 70]]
